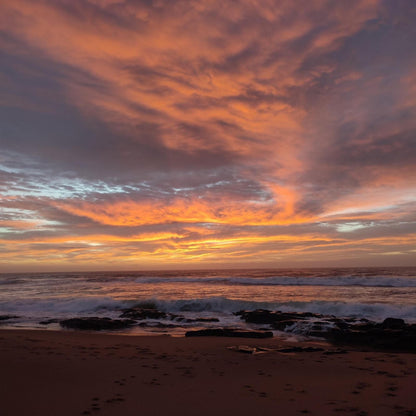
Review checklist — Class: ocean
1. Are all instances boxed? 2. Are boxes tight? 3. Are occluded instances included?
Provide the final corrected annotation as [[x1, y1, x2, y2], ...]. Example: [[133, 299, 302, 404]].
[[1, 267, 415, 337]]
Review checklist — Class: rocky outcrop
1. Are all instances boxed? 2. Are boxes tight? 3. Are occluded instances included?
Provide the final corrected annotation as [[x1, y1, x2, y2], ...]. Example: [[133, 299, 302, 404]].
[[0, 315, 18, 321], [60, 317, 136, 331], [119, 307, 167, 320], [185, 328, 273, 338], [237, 309, 416, 352], [326, 319, 416, 351], [183, 317, 220, 323], [39, 319, 60, 325], [236, 309, 323, 331], [380, 317, 406, 329]]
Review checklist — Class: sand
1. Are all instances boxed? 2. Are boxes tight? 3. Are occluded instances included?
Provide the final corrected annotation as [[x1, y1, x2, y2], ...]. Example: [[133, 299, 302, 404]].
[[1, 329, 415, 416]]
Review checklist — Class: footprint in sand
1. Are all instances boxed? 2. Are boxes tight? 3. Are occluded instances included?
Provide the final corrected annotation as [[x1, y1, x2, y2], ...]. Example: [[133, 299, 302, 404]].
[[105, 393, 125, 404], [352, 381, 371, 394], [85, 397, 101, 413], [149, 378, 161, 385]]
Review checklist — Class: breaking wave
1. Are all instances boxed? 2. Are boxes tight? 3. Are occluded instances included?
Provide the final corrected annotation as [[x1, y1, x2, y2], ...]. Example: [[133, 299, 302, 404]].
[[1, 296, 416, 323]]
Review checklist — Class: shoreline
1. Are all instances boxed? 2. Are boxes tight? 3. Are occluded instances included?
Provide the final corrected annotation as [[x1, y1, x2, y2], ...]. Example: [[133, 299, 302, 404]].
[[1, 328, 415, 416]]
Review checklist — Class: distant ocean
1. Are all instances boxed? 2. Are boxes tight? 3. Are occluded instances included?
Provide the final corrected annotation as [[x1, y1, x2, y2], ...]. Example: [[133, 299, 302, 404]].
[[1, 267, 415, 337]]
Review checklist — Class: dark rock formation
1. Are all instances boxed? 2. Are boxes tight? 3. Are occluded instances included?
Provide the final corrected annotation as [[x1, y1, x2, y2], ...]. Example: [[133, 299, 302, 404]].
[[237, 309, 324, 331], [185, 328, 273, 338], [39, 319, 60, 325], [0, 315, 18, 321], [60, 317, 135, 331], [326, 320, 416, 352], [236, 309, 321, 323], [380, 317, 406, 329], [184, 317, 220, 323], [119, 307, 167, 320], [238, 309, 416, 352]]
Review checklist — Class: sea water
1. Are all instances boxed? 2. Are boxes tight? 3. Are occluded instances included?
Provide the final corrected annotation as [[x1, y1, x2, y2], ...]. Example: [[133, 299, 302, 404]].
[[1, 267, 415, 336]]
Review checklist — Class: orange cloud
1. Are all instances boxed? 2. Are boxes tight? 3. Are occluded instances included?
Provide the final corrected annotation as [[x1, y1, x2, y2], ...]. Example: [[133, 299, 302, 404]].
[[53, 191, 315, 227]]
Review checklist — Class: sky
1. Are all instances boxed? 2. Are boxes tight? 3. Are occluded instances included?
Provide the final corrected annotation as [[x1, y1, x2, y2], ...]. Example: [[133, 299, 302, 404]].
[[0, 0, 415, 272]]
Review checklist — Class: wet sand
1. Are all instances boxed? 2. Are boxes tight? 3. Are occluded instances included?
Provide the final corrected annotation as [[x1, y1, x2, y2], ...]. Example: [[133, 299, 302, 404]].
[[1, 329, 415, 416]]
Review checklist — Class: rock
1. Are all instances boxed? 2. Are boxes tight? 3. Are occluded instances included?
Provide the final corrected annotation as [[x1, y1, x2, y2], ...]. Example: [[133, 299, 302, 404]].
[[119, 307, 167, 320], [238, 309, 416, 352], [238, 309, 322, 325], [237, 309, 416, 352], [323, 322, 416, 352], [185, 317, 220, 323], [60, 317, 136, 331], [185, 328, 273, 338], [327, 318, 352, 330], [0, 315, 18, 321], [380, 317, 406, 329], [271, 320, 298, 331], [39, 319, 60, 325]]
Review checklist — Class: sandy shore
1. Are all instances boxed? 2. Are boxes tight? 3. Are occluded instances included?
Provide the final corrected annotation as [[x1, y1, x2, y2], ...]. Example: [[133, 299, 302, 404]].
[[1, 329, 415, 416]]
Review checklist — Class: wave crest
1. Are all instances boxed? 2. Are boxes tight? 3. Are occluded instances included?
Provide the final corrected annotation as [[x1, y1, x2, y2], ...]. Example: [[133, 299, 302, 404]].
[[2, 296, 415, 322]]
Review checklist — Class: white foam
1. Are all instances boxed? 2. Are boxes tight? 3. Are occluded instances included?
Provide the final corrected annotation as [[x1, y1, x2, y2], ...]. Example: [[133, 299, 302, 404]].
[[1, 296, 416, 322], [0, 297, 129, 317]]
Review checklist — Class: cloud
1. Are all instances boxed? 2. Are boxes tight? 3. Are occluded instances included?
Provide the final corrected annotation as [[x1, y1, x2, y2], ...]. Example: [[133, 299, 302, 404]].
[[1, 0, 415, 269]]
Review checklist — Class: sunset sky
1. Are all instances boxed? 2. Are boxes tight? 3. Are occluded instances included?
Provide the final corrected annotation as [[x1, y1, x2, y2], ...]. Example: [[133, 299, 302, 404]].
[[0, 0, 415, 272]]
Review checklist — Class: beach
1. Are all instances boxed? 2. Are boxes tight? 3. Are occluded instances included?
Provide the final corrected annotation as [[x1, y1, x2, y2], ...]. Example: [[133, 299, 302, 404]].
[[1, 329, 415, 416]]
